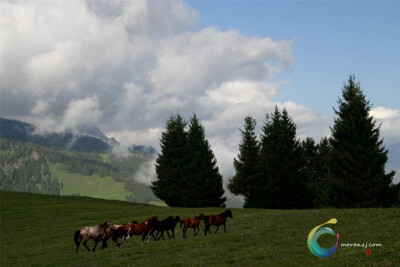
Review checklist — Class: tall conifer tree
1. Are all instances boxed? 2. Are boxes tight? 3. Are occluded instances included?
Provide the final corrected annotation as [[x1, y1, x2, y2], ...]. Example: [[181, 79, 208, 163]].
[[259, 106, 309, 208], [185, 114, 226, 207], [228, 116, 261, 208], [151, 114, 187, 207], [152, 113, 225, 207], [330, 75, 397, 207]]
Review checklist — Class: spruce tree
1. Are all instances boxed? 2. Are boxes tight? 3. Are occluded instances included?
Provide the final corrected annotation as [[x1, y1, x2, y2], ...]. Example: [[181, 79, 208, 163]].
[[259, 106, 309, 208], [185, 114, 226, 207], [330, 75, 397, 207], [301, 137, 318, 207], [228, 116, 262, 208], [311, 137, 333, 207], [151, 114, 187, 207]]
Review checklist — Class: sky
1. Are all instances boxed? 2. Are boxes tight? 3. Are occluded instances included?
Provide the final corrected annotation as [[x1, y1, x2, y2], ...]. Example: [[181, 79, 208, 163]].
[[1, 0, 399, 184]]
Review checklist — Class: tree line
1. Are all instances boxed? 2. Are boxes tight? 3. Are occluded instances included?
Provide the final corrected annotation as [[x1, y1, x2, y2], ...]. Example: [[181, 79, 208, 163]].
[[152, 75, 400, 208]]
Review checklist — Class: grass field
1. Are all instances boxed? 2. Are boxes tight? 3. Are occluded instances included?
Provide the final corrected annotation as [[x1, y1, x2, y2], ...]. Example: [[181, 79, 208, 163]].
[[50, 163, 133, 201], [1, 191, 399, 266]]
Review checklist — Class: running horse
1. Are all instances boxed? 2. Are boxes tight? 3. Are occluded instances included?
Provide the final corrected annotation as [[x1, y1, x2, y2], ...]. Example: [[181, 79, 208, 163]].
[[119, 216, 159, 247], [74, 221, 113, 252], [182, 214, 205, 238], [152, 216, 182, 240], [101, 221, 137, 249], [204, 210, 233, 235]]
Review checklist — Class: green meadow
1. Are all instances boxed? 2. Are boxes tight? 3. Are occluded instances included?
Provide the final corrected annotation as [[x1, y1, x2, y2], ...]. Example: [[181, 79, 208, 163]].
[[49, 163, 132, 202], [1, 191, 399, 266]]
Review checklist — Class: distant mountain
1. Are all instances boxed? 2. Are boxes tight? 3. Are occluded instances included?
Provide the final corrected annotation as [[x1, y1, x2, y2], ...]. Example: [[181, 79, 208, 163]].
[[129, 145, 157, 157], [0, 117, 111, 152]]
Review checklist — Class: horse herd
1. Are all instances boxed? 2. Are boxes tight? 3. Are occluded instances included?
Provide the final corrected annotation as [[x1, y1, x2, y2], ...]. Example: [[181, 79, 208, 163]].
[[74, 210, 233, 252]]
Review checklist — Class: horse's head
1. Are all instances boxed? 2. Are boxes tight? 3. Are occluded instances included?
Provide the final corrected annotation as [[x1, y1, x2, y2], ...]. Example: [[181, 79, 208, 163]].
[[104, 221, 114, 229], [175, 216, 181, 222], [226, 210, 233, 218], [146, 216, 160, 228], [197, 214, 205, 220]]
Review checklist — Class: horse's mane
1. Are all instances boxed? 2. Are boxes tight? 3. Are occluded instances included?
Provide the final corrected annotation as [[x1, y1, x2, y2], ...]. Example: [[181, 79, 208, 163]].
[[101, 221, 111, 227]]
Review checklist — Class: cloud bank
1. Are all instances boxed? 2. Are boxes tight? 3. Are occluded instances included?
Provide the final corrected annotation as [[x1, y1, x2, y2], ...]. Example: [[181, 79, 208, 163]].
[[1, 0, 397, 184]]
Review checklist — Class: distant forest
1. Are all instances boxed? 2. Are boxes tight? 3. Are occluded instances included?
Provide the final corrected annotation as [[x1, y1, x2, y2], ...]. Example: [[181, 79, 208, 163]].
[[0, 138, 160, 203]]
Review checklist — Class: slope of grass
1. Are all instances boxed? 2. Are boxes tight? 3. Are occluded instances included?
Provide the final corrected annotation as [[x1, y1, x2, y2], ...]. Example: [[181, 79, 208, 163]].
[[50, 163, 132, 201], [1, 191, 399, 266]]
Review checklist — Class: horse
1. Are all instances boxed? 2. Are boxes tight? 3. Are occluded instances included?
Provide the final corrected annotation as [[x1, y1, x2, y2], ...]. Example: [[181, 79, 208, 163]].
[[101, 221, 137, 249], [204, 210, 233, 235], [152, 216, 182, 240], [74, 221, 113, 252], [119, 216, 159, 247], [182, 214, 205, 238]]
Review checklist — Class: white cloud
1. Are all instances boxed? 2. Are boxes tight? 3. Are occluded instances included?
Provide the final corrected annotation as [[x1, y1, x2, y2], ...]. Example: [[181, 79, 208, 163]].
[[5, 0, 392, 182], [370, 106, 399, 119], [62, 96, 103, 132], [371, 107, 400, 144]]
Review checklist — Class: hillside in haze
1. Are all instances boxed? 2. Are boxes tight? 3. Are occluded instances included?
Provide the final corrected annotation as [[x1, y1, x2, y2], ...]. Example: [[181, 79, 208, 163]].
[[0, 117, 163, 204]]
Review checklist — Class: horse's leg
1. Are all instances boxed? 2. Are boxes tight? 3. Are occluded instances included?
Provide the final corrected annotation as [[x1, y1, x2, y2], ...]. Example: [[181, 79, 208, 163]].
[[223, 222, 227, 233], [161, 230, 165, 240], [194, 226, 199, 236], [204, 225, 210, 236], [151, 230, 157, 241], [214, 225, 220, 234], [141, 233, 149, 245], [75, 240, 81, 252], [92, 240, 99, 251], [182, 226, 187, 238], [120, 235, 125, 248], [101, 236, 108, 249], [83, 240, 90, 251]]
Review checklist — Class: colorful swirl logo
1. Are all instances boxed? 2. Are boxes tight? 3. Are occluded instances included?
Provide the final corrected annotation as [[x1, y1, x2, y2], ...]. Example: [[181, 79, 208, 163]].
[[307, 218, 339, 258]]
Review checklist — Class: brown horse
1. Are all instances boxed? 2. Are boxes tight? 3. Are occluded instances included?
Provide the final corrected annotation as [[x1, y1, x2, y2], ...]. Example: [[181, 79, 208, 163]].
[[182, 214, 205, 238], [119, 216, 159, 247], [101, 221, 137, 249], [204, 210, 233, 235], [152, 216, 182, 240], [74, 221, 113, 252]]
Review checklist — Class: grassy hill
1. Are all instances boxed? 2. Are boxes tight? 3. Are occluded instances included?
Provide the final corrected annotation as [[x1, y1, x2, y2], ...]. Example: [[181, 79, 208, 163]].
[[1, 191, 399, 266], [0, 138, 163, 205]]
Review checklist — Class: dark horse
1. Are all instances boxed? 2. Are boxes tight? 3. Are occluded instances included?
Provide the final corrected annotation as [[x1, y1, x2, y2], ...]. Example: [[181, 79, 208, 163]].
[[118, 216, 159, 247], [152, 216, 182, 240], [204, 210, 233, 235], [182, 214, 205, 238], [74, 221, 113, 252]]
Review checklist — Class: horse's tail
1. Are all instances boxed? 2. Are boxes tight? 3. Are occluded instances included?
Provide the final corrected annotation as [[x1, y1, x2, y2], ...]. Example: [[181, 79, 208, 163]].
[[179, 219, 183, 228], [74, 230, 82, 251]]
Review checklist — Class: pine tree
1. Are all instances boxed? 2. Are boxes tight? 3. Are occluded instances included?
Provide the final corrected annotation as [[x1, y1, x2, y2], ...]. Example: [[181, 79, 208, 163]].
[[330, 75, 397, 207], [312, 137, 332, 207], [185, 114, 226, 207], [259, 106, 309, 208], [151, 114, 187, 207], [228, 116, 262, 208]]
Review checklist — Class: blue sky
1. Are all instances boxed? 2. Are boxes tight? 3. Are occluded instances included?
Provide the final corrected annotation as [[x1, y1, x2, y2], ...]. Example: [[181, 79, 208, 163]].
[[188, 1, 400, 114]]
